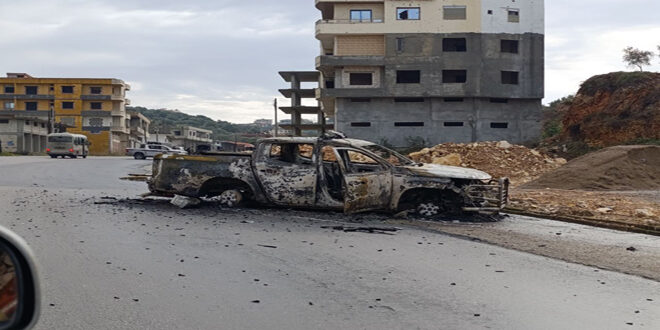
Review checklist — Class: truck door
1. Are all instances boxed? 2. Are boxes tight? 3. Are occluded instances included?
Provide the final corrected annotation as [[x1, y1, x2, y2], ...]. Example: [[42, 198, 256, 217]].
[[333, 148, 392, 213], [254, 142, 317, 206]]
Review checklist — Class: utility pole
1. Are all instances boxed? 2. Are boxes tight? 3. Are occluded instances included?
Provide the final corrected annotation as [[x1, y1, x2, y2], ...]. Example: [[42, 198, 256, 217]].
[[273, 98, 278, 137]]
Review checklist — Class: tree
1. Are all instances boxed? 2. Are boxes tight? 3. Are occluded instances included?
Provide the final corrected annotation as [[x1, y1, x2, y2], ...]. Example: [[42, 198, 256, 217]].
[[622, 47, 653, 71]]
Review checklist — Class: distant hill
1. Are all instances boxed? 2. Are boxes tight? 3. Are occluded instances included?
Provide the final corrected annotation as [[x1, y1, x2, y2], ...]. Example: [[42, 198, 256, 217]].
[[128, 106, 270, 142]]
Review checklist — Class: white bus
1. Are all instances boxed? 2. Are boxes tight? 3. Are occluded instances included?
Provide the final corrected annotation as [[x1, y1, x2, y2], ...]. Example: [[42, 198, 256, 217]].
[[46, 133, 90, 159]]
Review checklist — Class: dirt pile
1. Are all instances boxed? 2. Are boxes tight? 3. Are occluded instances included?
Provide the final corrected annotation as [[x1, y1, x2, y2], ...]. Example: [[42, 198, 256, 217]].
[[408, 141, 566, 186], [560, 72, 660, 147], [523, 145, 660, 190]]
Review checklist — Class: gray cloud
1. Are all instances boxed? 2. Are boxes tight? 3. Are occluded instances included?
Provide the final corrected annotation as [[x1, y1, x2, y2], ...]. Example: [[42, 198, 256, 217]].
[[1, 0, 659, 122]]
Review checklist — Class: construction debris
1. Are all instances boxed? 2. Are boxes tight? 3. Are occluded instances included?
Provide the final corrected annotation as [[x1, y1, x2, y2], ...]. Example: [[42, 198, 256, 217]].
[[321, 225, 400, 234], [409, 141, 566, 187], [170, 195, 202, 209]]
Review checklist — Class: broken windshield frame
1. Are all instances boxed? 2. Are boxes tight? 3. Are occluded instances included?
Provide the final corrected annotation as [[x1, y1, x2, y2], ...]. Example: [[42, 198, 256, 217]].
[[361, 144, 416, 166]]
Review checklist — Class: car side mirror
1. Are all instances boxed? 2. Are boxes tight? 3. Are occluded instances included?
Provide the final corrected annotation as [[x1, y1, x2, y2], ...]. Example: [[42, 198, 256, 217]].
[[0, 226, 40, 330]]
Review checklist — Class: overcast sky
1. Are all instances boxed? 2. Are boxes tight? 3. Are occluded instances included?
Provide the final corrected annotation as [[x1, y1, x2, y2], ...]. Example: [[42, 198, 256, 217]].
[[1, 0, 659, 123]]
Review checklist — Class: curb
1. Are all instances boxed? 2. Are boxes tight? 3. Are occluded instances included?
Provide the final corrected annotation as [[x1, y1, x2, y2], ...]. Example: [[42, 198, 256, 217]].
[[504, 207, 660, 237]]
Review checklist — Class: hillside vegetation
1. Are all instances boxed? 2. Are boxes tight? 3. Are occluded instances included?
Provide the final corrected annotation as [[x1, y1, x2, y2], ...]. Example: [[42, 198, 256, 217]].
[[128, 106, 268, 142]]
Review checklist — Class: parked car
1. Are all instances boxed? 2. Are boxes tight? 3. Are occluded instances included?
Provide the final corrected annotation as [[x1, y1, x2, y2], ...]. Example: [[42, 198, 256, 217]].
[[125, 144, 187, 160], [147, 133, 508, 217]]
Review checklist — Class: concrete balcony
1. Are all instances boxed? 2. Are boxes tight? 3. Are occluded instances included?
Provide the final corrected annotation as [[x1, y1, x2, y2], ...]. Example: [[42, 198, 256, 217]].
[[111, 109, 126, 117], [0, 94, 54, 100], [316, 55, 385, 71], [131, 126, 146, 136], [111, 126, 130, 134], [0, 110, 50, 118], [316, 19, 385, 36], [81, 110, 112, 117], [81, 94, 125, 101]]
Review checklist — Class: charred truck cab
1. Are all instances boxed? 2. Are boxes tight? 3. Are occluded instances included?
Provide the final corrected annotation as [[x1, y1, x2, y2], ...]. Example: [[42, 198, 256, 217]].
[[148, 134, 508, 217]]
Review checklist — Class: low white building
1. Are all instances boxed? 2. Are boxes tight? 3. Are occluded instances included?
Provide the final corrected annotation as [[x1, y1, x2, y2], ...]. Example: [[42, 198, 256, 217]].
[[0, 112, 49, 153]]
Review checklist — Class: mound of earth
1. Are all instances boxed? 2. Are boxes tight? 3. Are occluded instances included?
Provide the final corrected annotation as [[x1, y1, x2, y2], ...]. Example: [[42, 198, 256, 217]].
[[522, 145, 660, 191], [560, 72, 660, 147], [408, 141, 566, 186]]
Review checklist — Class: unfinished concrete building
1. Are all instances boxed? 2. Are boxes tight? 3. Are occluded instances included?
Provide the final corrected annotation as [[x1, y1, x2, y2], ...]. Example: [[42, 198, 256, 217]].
[[314, 0, 544, 147], [278, 71, 333, 136]]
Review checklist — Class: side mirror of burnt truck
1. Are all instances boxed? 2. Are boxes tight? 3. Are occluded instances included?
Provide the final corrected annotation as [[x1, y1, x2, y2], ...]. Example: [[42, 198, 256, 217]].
[[0, 226, 40, 330]]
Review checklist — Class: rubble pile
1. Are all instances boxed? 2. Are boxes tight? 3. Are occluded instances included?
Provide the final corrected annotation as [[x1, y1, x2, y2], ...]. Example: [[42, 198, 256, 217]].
[[408, 141, 567, 186]]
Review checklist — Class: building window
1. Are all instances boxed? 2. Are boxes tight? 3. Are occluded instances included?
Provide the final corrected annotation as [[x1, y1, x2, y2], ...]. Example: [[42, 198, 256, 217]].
[[443, 70, 467, 83], [491, 122, 509, 129], [90, 87, 102, 94], [25, 86, 38, 95], [396, 70, 421, 84], [350, 10, 372, 22], [444, 98, 464, 102], [91, 102, 103, 110], [62, 102, 74, 109], [443, 38, 467, 52], [325, 80, 335, 89], [397, 8, 420, 20], [490, 98, 509, 103], [350, 98, 371, 103], [508, 10, 520, 23], [0, 119, 9, 124], [501, 71, 519, 85], [351, 122, 371, 127], [395, 122, 424, 127], [60, 117, 75, 126], [396, 38, 405, 52], [4, 102, 15, 110], [487, 10, 493, 15], [501, 40, 519, 53], [41, 123, 45, 128], [444, 122, 464, 127], [173, 130, 181, 136], [394, 98, 425, 103], [444, 6, 467, 20], [25, 102, 38, 111], [349, 73, 373, 86], [4, 86, 14, 94], [62, 86, 74, 93]]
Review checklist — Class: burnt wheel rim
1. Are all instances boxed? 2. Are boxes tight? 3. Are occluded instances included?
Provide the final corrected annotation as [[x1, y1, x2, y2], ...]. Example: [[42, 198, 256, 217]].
[[417, 202, 440, 217], [219, 190, 242, 207]]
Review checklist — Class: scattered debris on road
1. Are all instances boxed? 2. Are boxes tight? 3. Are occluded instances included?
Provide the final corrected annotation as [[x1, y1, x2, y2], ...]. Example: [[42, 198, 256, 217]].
[[321, 225, 400, 234], [170, 195, 202, 209]]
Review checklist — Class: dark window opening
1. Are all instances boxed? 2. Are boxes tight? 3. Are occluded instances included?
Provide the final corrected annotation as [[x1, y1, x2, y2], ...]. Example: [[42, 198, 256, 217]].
[[508, 10, 520, 23], [444, 97, 464, 102], [90, 87, 102, 94], [25, 102, 37, 111], [487, 10, 493, 15], [62, 102, 74, 109], [444, 6, 466, 20], [0, 120, 9, 124], [49, 85, 54, 92], [444, 122, 464, 127], [491, 122, 509, 129], [396, 70, 421, 84], [501, 40, 519, 53], [62, 86, 74, 93], [443, 38, 467, 52], [350, 98, 371, 103], [173, 130, 181, 136], [4, 86, 14, 94], [25, 86, 38, 95], [490, 98, 509, 103], [349, 73, 373, 86], [396, 38, 405, 52], [395, 122, 424, 127], [351, 122, 371, 127], [397, 8, 420, 20], [350, 10, 372, 22], [501, 71, 519, 85], [91, 102, 103, 110], [325, 80, 335, 89], [394, 98, 425, 103], [443, 70, 467, 83]]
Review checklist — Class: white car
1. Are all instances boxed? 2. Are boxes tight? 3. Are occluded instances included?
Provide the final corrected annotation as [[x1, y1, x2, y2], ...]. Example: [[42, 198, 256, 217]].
[[125, 144, 188, 160]]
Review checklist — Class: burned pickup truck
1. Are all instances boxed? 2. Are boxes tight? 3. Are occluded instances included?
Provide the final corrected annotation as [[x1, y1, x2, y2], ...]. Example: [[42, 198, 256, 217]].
[[147, 134, 508, 217]]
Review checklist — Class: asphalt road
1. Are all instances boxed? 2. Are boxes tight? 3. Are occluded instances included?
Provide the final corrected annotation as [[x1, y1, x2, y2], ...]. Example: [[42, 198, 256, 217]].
[[0, 156, 658, 329]]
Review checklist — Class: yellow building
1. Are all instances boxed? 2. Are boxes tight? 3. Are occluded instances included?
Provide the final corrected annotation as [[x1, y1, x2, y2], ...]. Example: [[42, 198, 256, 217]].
[[0, 72, 131, 155]]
